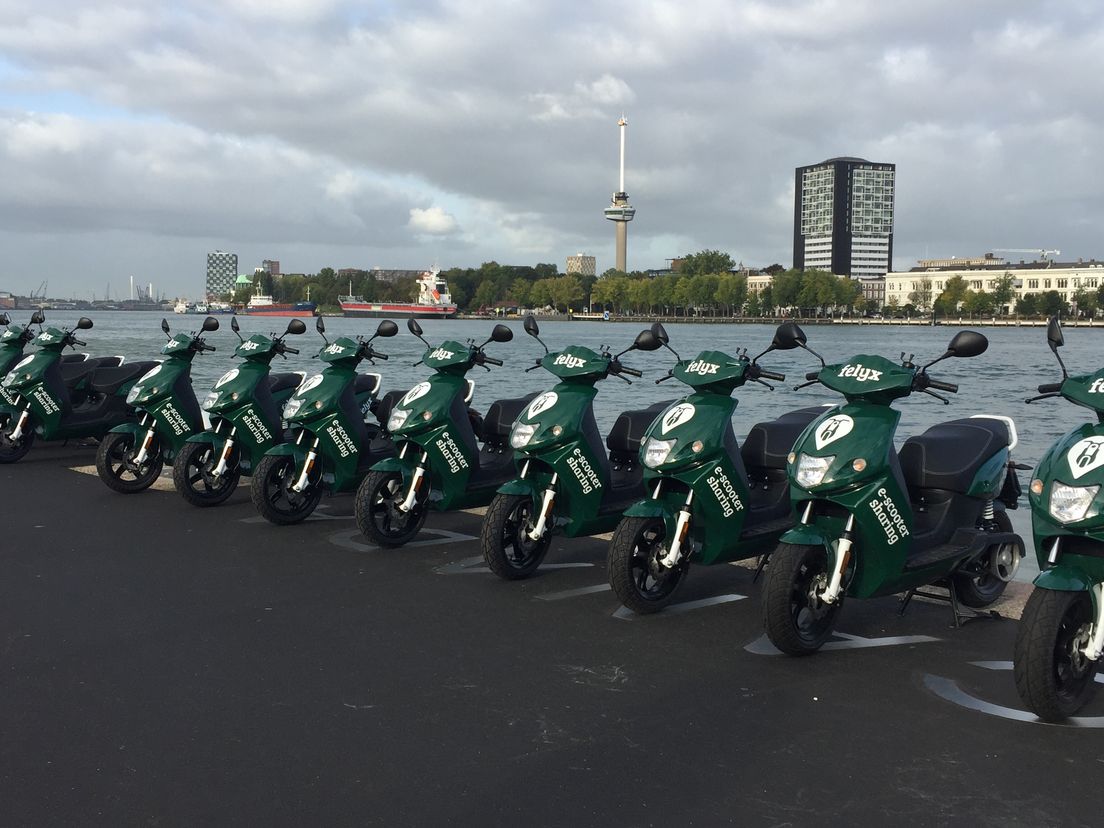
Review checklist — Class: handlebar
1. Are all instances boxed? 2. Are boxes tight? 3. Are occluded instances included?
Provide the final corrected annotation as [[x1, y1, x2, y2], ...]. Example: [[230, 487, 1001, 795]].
[[372, 351, 389, 361], [482, 355, 503, 367], [926, 378, 958, 393], [757, 369, 785, 382], [619, 365, 643, 378], [71, 337, 86, 347], [1038, 382, 1062, 394], [283, 346, 300, 355], [199, 342, 216, 352], [805, 370, 821, 381]]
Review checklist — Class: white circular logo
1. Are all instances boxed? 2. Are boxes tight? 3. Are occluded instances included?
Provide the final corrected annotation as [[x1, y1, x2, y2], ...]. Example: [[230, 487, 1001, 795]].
[[814, 414, 854, 449], [402, 382, 432, 405], [660, 403, 696, 434], [296, 373, 324, 397], [138, 364, 162, 383], [215, 368, 239, 389], [527, 391, 558, 419]]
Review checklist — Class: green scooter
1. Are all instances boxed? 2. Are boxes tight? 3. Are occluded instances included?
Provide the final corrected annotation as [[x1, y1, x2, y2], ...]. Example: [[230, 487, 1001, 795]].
[[250, 317, 399, 525], [761, 329, 1025, 655], [96, 317, 220, 493], [172, 316, 307, 507], [0, 317, 152, 464], [480, 316, 666, 580], [608, 322, 827, 613], [354, 317, 527, 546], [1015, 316, 1104, 720]]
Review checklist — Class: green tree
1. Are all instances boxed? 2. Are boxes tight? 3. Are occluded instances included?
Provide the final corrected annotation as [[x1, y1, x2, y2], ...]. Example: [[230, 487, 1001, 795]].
[[1040, 290, 1068, 317], [549, 275, 583, 312], [908, 277, 933, 311], [991, 273, 1015, 314], [714, 273, 747, 316], [510, 277, 531, 309], [679, 250, 735, 277], [771, 269, 803, 311], [1015, 293, 1039, 316], [529, 280, 553, 310], [962, 290, 994, 317], [934, 275, 969, 316], [1072, 287, 1097, 318]]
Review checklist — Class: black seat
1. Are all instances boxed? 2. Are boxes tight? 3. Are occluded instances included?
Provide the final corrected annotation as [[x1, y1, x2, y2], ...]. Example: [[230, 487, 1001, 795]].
[[267, 373, 301, 395], [899, 417, 1011, 494], [374, 388, 407, 428], [354, 373, 381, 395], [741, 406, 826, 470], [606, 400, 674, 463], [59, 360, 102, 388], [482, 393, 539, 447], [88, 361, 159, 395]]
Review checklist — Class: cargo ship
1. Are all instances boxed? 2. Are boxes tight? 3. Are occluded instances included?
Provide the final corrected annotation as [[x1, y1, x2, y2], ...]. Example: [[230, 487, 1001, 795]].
[[238, 286, 317, 318], [339, 269, 458, 319]]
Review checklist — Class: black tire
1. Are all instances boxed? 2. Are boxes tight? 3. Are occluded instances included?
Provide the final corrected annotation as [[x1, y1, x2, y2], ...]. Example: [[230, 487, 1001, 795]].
[[172, 440, 241, 507], [762, 542, 841, 655], [953, 510, 1019, 608], [608, 516, 687, 614], [481, 493, 551, 580], [96, 431, 164, 493], [0, 414, 35, 464], [354, 470, 428, 548], [250, 453, 323, 525], [1014, 588, 1099, 722]]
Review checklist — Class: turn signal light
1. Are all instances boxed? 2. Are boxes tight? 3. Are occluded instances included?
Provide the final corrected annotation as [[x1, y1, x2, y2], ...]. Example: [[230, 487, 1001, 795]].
[[1030, 478, 1044, 495], [852, 458, 867, 472]]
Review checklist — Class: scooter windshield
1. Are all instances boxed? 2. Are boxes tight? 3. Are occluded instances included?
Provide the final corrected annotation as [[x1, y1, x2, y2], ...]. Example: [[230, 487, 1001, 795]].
[[1055, 369, 1104, 416], [672, 350, 748, 388], [541, 345, 608, 379], [818, 354, 914, 401]]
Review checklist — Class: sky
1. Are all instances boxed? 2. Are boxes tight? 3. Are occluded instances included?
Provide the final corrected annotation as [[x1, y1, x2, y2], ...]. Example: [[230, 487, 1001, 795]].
[[1, 0, 1102, 300]]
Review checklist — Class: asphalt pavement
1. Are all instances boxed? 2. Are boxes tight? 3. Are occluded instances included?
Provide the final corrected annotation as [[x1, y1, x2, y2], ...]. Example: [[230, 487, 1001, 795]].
[[2, 444, 1102, 827]]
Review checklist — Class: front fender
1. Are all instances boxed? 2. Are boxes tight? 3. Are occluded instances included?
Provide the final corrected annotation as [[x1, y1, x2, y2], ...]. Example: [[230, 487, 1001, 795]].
[[1034, 567, 1098, 593], [370, 455, 414, 476], [778, 522, 833, 551], [263, 442, 306, 462], [108, 422, 147, 438], [623, 499, 674, 521], [185, 431, 225, 448], [497, 477, 540, 499]]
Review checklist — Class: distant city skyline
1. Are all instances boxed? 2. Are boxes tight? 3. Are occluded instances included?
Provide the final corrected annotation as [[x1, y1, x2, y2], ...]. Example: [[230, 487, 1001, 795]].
[[1, 1, 1101, 297]]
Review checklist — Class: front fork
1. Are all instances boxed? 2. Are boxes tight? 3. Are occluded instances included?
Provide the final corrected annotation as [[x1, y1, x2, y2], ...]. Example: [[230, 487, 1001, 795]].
[[398, 451, 429, 513], [292, 436, 320, 493], [133, 415, 158, 466], [8, 408, 30, 441], [659, 489, 694, 568], [211, 426, 236, 478], [803, 502, 854, 606], [1082, 583, 1104, 662]]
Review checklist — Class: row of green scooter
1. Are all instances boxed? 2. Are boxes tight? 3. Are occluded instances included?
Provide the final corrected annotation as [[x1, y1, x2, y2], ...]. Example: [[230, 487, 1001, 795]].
[[1, 310, 1101, 723]]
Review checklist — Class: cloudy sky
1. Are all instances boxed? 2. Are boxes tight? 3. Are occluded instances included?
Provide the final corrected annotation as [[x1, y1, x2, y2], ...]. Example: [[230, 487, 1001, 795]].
[[1, 0, 1101, 299]]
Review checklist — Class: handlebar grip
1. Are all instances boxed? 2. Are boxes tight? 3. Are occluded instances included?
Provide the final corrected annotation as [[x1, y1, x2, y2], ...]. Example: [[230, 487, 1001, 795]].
[[71, 338, 86, 347], [283, 346, 299, 355], [483, 355, 503, 366], [619, 366, 643, 378], [927, 379, 958, 393], [372, 351, 389, 360], [205, 344, 216, 352], [758, 369, 785, 382], [805, 370, 821, 381], [1037, 382, 1062, 394]]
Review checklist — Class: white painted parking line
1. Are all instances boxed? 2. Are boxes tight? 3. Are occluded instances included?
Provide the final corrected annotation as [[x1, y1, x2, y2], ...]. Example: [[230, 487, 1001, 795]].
[[744, 631, 941, 655], [613, 593, 746, 620], [536, 584, 612, 601], [924, 671, 1104, 728], [435, 557, 595, 575], [327, 528, 476, 553]]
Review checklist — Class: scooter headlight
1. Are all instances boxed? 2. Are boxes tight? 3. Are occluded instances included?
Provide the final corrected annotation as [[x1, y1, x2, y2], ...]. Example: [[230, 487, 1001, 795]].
[[387, 407, 410, 432], [283, 398, 303, 418], [511, 422, 537, 449], [126, 384, 142, 405], [642, 437, 676, 469], [1049, 482, 1100, 523], [795, 453, 834, 488], [202, 391, 219, 411]]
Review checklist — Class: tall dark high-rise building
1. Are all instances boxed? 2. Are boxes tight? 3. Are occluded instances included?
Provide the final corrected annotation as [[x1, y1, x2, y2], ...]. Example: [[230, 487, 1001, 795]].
[[793, 157, 895, 278], [206, 250, 238, 299]]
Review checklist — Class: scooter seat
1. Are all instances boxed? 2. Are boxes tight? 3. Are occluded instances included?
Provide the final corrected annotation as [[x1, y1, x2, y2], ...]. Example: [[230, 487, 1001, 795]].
[[482, 393, 539, 446], [741, 406, 827, 470], [88, 361, 159, 395], [354, 373, 381, 395], [60, 356, 121, 388], [899, 417, 1012, 494], [267, 372, 302, 395], [606, 400, 675, 460]]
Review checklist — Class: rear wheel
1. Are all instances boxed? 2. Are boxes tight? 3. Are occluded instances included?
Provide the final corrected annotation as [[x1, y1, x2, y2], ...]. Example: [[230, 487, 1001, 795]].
[[608, 516, 687, 614], [1014, 588, 1099, 722], [762, 542, 841, 655], [96, 431, 164, 493], [481, 493, 551, 580], [355, 470, 427, 547], [954, 510, 1019, 608], [250, 454, 322, 525], [173, 441, 241, 507], [0, 414, 35, 464]]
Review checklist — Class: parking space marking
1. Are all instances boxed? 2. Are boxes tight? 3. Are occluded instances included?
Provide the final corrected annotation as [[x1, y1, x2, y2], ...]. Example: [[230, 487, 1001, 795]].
[[613, 593, 746, 620], [971, 660, 1104, 684], [537, 584, 612, 601], [327, 528, 476, 553], [239, 504, 350, 523], [435, 557, 594, 575], [923, 672, 1104, 728], [744, 631, 941, 655]]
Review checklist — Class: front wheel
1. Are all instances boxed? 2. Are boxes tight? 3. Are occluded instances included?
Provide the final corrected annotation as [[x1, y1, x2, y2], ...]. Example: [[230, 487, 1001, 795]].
[[355, 470, 427, 547], [1014, 588, 1099, 722], [250, 453, 323, 525], [0, 414, 35, 464], [96, 431, 164, 493], [608, 516, 687, 614], [173, 441, 241, 507], [481, 493, 551, 580], [762, 543, 842, 655]]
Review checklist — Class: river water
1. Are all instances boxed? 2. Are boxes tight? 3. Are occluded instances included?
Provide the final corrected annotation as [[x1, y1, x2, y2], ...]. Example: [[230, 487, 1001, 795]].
[[14, 310, 1098, 569]]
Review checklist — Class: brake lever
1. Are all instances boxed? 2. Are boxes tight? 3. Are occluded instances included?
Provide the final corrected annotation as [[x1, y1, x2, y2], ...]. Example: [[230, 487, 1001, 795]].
[[750, 378, 774, 391], [1024, 392, 1060, 404], [612, 373, 632, 384], [792, 380, 819, 391], [412, 360, 423, 367], [481, 364, 491, 372], [525, 364, 542, 373], [922, 388, 950, 405], [655, 373, 675, 385]]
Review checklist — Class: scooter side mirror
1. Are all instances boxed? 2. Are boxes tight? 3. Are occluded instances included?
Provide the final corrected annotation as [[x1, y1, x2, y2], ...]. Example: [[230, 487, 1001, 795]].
[[316, 317, 326, 334], [490, 324, 513, 343], [771, 321, 807, 350], [650, 322, 669, 345], [286, 318, 307, 336], [523, 314, 540, 337], [201, 316, 220, 333], [30, 310, 45, 325], [231, 316, 240, 334], [946, 330, 987, 358], [161, 318, 171, 336], [1046, 315, 1064, 349], [632, 329, 661, 352], [407, 317, 423, 337], [76, 317, 94, 330], [376, 319, 398, 338]]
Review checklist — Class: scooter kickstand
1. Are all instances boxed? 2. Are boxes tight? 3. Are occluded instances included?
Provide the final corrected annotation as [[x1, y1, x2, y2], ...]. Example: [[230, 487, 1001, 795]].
[[752, 553, 769, 583]]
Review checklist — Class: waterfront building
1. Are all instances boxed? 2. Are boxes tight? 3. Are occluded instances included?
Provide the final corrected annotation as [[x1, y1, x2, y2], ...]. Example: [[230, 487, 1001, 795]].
[[206, 250, 238, 300], [566, 253, 596, 277], [747, 272, 773, 295], [858, 276, 886, 309], [262, 259, 280, 277], [793, 157, 895, 279]]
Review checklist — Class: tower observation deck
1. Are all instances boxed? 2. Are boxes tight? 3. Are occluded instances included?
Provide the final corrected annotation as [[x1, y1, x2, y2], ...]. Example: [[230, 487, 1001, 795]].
[[603, 117, 635, 272]]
